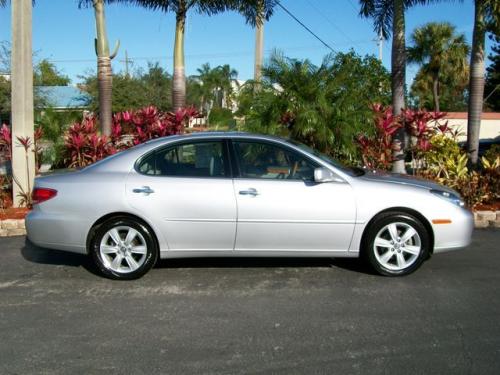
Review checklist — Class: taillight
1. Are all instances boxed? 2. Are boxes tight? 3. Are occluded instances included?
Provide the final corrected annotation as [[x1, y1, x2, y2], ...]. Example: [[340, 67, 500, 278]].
[[32, 188, 57, 204]]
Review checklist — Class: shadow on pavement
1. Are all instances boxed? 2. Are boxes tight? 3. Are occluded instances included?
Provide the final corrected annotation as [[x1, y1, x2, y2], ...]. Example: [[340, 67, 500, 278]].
[[21, 237, 376, 276], [21, 238, 101, 276]]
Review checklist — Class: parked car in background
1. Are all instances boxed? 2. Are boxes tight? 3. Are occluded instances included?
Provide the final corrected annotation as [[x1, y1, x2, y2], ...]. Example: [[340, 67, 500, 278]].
[[459, 136, 500, 158], [26, 132, 473, 279]]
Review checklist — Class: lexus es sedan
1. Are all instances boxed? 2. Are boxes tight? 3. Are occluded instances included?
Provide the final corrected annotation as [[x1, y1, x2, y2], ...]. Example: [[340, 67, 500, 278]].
[[26, 132, 473, 280]]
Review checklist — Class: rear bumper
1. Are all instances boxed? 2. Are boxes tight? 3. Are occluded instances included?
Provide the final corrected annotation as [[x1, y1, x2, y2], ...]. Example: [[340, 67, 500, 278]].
[[433, 208, 474, 254], [25, 210, 87, 254]]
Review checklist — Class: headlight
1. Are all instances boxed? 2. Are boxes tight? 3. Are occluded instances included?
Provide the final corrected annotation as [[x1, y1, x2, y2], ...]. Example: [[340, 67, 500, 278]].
[[430, 189, 465, 207]]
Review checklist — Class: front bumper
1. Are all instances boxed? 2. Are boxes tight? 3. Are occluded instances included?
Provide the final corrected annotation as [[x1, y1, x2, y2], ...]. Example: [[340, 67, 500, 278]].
[[432, 207, 474, 253]]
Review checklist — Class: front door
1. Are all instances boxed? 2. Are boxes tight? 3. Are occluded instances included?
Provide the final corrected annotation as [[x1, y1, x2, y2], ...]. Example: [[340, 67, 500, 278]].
[[126, 139, 237, 251], [231, 140, 356, 252]]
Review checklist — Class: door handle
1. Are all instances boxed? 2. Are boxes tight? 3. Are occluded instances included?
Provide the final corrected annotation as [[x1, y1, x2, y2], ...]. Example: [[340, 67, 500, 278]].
[[133, 186, 155, 195], [239, 188, 259, 196]]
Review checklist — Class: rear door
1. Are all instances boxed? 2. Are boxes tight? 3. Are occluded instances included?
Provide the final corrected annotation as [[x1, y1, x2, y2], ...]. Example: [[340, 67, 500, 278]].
[[231, 140, 356, 252], [126, 139, 237, 251]]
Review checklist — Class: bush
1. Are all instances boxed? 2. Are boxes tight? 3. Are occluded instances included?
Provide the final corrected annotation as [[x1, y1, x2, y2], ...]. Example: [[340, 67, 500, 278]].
[[208, 107, 235, 129], [64, 106, 198, 168]]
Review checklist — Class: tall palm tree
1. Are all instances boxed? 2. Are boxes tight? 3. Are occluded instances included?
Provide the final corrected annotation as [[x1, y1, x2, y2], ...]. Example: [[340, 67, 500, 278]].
[[407, 22, 470, 112], [236, 0, 277, 83], [79, 0, 120, 136], [359, 0, 452, 173], [235, 0, 277, 83], [467, 0, 500, 166], [120, 1, 237, 111], [9, 0, 36, 207]]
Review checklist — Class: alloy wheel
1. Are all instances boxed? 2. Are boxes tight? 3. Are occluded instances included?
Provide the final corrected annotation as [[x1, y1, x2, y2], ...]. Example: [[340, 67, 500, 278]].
[[99, 226, 148, 274], [373, 222, 422, 271]]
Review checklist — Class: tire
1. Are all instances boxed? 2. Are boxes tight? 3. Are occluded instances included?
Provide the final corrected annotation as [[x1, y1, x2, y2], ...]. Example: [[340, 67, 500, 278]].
[[363, 212, 430, 276], [90, 217, 158, 280]]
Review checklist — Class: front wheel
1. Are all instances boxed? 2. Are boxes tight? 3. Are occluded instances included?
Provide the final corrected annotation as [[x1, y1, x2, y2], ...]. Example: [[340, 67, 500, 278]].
[[90, 217, 158, 280], [364, 213, 430, 276]]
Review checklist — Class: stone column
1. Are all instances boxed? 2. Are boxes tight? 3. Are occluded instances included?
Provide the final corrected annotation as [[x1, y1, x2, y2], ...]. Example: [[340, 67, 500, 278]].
[[11, 0, 35, 207]]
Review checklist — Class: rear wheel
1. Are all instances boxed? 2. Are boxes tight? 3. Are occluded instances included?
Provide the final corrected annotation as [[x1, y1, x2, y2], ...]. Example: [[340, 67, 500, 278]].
[[90, 217, 158, 280], [364, 212, 430, 276]]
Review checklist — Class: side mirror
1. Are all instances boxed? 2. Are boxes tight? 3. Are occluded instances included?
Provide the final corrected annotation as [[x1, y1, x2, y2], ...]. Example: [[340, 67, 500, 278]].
[[314, 167, 344, 183]]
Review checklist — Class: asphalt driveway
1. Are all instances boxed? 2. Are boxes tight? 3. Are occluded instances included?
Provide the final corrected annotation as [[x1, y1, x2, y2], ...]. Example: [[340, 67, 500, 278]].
[[1, 230, 500, 374]]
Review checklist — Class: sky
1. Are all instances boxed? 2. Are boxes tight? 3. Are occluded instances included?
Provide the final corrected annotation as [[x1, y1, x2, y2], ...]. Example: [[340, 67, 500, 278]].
[[0, 0, 492, 86]]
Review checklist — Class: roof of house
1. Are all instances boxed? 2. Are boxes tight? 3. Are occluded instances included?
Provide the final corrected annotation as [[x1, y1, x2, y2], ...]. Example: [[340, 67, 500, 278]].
[[36, 86, 91, 109], [444, 112, 500, 120]]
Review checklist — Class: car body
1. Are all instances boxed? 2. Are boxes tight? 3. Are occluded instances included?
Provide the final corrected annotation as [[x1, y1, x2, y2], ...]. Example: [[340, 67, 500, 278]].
[[26, 132, 474, 279]]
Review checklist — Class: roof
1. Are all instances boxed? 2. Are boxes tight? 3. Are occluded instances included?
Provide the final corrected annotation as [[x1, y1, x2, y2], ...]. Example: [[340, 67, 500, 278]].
[[444, 112, 500, 120], [36, 86, 91, 109]]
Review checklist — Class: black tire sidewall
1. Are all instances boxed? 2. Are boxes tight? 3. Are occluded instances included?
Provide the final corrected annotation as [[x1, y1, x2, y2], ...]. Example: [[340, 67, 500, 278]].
[[91, 217, 158, 280], [365, 213, 430, 276]]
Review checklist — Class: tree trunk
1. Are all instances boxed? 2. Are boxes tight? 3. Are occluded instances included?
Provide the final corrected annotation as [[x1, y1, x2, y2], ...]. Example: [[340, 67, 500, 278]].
[[173, 5, 186, 111], [254, 0, 264, 85], [11, 0, 35, 207], [254, 21, 264, 82], [432, 75, 440, 112], [94, 0, 113, 136], [391, 0, 406, 174], [97, 56, 113, 136], [467, 0, 486, 167]]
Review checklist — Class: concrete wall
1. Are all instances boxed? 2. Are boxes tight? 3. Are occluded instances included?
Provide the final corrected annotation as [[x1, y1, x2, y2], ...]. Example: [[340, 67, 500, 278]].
[[443, 112, 500, 142]]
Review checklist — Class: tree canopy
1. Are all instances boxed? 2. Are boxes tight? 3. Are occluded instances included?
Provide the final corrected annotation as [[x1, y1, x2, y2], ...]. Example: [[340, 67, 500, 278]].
[[81, 62, 172, 112], [238, 50, 391, 162]]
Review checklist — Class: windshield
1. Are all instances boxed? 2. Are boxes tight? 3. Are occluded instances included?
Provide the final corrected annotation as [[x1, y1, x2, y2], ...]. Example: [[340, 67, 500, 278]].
[[289, 140, 365, 177]]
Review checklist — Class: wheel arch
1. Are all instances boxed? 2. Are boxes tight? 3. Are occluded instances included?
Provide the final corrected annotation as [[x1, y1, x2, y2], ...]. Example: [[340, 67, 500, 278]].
[[86, 212, 161, 254], [360, 207, 435, 255]]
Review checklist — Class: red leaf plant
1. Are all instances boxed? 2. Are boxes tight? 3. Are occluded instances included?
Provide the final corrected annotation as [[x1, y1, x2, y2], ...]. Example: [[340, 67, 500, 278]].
[[64, 106, 198, 168], [356, 105, 449, 171]]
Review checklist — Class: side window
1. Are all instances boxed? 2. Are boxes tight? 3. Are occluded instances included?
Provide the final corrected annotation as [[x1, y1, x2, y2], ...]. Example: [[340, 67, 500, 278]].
[[137, 141, 226, 178], [234, 141, 317, 181]]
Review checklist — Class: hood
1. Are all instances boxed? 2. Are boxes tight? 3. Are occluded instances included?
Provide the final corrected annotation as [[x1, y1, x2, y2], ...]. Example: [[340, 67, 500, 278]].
[[360, 170, 457, 194]]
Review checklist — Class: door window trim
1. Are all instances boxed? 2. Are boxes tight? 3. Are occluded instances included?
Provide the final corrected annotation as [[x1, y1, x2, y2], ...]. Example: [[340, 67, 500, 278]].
[[134, 138, 233, 179]]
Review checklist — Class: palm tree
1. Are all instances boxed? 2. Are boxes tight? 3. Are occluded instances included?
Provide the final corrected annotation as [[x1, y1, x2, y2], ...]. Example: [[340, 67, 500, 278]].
[[120, 1, 237, 111], [359, 0, 451, 173], [407, 22, 470, 112], [79, 1, 120, 136], [467, 0, 500, 166], [193, 63, 238, 115], [235, 0, 277, 82], [9, 0, 36, 207]]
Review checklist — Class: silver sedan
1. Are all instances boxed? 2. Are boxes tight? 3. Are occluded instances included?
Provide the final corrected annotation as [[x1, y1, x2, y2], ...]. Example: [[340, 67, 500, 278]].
[[26, 132, 473, 279]]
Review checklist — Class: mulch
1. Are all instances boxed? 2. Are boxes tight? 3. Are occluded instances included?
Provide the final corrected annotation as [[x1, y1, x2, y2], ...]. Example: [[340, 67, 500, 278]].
[[0, 208, 29, 220]]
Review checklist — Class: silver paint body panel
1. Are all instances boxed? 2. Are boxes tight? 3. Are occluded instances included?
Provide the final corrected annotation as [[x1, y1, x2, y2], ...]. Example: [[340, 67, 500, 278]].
[[26, 132, 473, 259]]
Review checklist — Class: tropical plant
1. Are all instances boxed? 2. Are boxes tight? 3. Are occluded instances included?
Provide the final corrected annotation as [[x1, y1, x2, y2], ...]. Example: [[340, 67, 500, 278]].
[[63, 106, 198, 168], [190, 63, 238, 117], [33, 59, 71, 86], [81, 63, 173, 112], [409, 63, 469, 111], [407, 22, 470, 112], [118, 1, 240, 111], [467, 0, 500, 166], [359, 0, 453, 173], [239, 51, 391, 162], [356, 104, 449, 171], [79, 0, 121, 136]]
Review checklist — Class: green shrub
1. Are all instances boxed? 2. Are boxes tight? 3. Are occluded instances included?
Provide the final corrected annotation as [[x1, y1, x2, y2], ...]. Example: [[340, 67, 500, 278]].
[[208, 108, 235, 129]]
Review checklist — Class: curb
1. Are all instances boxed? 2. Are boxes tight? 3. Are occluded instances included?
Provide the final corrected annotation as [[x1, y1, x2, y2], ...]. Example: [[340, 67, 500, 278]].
[[0, 219, 26, 237], [474, 210, 500, 229], [1, 211, 499, 238]]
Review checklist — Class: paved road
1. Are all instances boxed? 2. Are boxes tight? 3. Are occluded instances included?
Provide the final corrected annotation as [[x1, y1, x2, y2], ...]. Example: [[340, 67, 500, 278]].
[[1, 230, 500, 375]]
